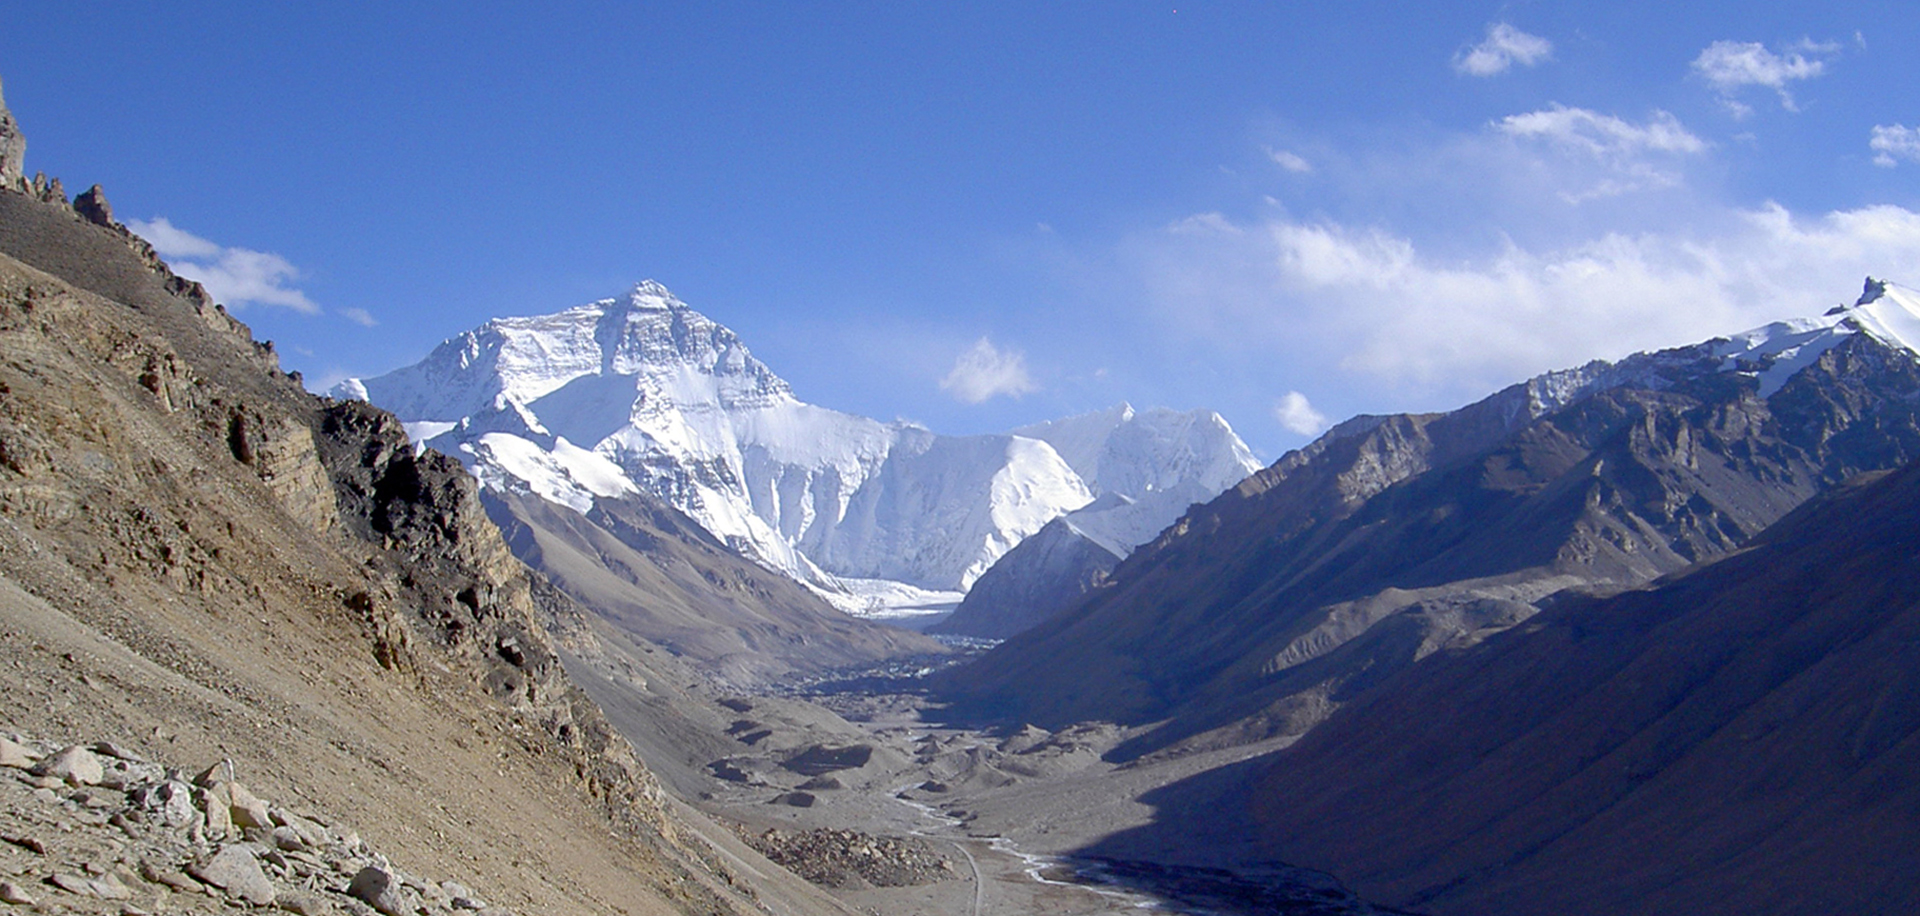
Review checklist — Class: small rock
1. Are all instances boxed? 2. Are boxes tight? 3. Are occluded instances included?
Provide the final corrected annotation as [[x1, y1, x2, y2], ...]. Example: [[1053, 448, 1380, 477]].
[[198, 786, 235, 837], [0, 735, 36, 769], [90, 741, 144, 762], [190, 845, 276, 906], [48, 872, 96, 895], [72, 787, 124, 809], [87, 872, 134, 900], [275, 889, 332, 915], [348, 865, 422, 916], [133, 779, 198, 827], [193, 759, 234, 789], [139, 860, 202, 894], [209, 781, 274, 829], [271, 825, 309, 851], [0, 881, 34, 905]]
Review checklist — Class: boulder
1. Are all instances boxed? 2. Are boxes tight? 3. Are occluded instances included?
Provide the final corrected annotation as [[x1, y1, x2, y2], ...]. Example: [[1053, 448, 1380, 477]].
[[0, 735, 35, 769], [349, 865, 422, 916], [190, 845, 276, 906], [30, 745, 103, 785]]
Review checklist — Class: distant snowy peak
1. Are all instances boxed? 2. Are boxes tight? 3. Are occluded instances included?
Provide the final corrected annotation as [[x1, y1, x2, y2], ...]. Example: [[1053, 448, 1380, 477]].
[[334, 281, 794, 424], [1015, 403, 1261, 498], [341, 281, 1266, 617], [1482, 278, 1920, 428], [1012, 404, 1262, 559], [1710, 277, 1920, 395]]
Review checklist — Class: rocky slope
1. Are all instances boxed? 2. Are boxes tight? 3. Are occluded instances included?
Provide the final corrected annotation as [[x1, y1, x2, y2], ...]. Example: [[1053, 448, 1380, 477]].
[[484, 487, 943, 689], [1216, 459, 1920, 915], [0, 96, 853, 916], [939, 281, 1920, 758]]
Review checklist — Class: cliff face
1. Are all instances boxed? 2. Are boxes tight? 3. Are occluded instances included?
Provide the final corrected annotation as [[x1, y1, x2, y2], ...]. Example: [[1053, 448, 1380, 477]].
[[0, 103, 844, 914]]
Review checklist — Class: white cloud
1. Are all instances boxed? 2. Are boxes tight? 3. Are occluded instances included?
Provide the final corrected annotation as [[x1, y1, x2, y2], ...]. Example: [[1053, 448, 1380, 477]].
[[1454, 23, 1553, 77], [1498, 106, 1706, 157], [1273, 391, 1330, 436], [939, 337, 1037, 404], [130, 216, 222, 260], [126, 217, 320, 314], [1136, 203, 1920, 404], [1266, 147, 1313, 173], [1871, 125, 1920, 168], [339, 307, 378, 327], [1691, 39, 1834, 113], [1496, 106, 1706, 201]]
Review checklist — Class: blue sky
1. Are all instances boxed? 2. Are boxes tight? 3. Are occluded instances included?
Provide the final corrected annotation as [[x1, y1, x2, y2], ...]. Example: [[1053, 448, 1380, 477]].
[[6, 2, 1919, 458]]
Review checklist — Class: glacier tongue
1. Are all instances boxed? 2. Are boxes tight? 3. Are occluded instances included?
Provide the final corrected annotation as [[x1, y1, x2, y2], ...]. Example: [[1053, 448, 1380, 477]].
[[338, 282, 1260, 617]]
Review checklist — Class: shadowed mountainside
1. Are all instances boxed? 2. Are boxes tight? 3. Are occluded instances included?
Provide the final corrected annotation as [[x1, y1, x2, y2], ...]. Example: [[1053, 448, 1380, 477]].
[[1222, 459, 1920, 915], [939, 305, 1920, 759]]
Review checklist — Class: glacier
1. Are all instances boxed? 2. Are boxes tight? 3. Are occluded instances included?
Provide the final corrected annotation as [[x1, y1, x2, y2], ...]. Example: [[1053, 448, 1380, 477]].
[[336, 281, 1261, 618]]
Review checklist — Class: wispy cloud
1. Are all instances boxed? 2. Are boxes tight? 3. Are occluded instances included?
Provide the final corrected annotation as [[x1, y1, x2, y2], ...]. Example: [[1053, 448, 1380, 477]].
[[1496, 106, 1706, 201], [1273, 391, 1330, 436], [939, 337, 1037, 404], [126, 217, 320, 314], [339, 307, 378, 327], [1133, 203, 1920, 406], [1498, 106, 1706, 157], [1454, 23, 1553, 77], [1266, 147, 1313, 173], [1871, 125, 1920, 168], [1691, 39, 1837, 115]]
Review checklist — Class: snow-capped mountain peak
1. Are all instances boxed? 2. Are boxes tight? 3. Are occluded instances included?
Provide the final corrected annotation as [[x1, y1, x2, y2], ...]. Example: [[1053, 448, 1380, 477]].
[[340, 283, 1260, 618], [1712, 277, 1920, 396]]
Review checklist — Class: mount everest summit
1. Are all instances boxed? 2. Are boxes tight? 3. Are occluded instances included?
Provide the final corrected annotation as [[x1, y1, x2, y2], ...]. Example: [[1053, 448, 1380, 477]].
[[335, 281, 1259, 619]]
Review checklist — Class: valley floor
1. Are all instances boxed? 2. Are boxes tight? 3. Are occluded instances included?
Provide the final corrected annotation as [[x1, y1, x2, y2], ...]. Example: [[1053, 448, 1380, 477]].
[[651, 675, 1405, 916]]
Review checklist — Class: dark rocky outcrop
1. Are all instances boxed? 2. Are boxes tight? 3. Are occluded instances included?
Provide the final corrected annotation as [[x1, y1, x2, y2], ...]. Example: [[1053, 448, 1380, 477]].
[[0, 78, 22, 188]]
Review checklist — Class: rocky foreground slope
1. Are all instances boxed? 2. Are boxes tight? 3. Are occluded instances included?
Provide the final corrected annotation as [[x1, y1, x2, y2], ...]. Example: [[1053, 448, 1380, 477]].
[[0, 91, 850, 915], [941, 280, 1920, 759]]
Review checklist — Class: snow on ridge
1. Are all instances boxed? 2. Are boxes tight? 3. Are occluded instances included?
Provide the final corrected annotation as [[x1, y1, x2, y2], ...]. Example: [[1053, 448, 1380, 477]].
[[341, 281, 1261, 617]]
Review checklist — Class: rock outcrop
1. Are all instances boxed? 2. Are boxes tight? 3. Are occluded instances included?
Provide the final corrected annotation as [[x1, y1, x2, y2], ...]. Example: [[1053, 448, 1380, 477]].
[[0, 78, 22, 188]]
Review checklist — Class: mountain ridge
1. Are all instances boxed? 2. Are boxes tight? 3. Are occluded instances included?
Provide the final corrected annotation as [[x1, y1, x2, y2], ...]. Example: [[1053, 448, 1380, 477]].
[[937, 280, 1920, 758]]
